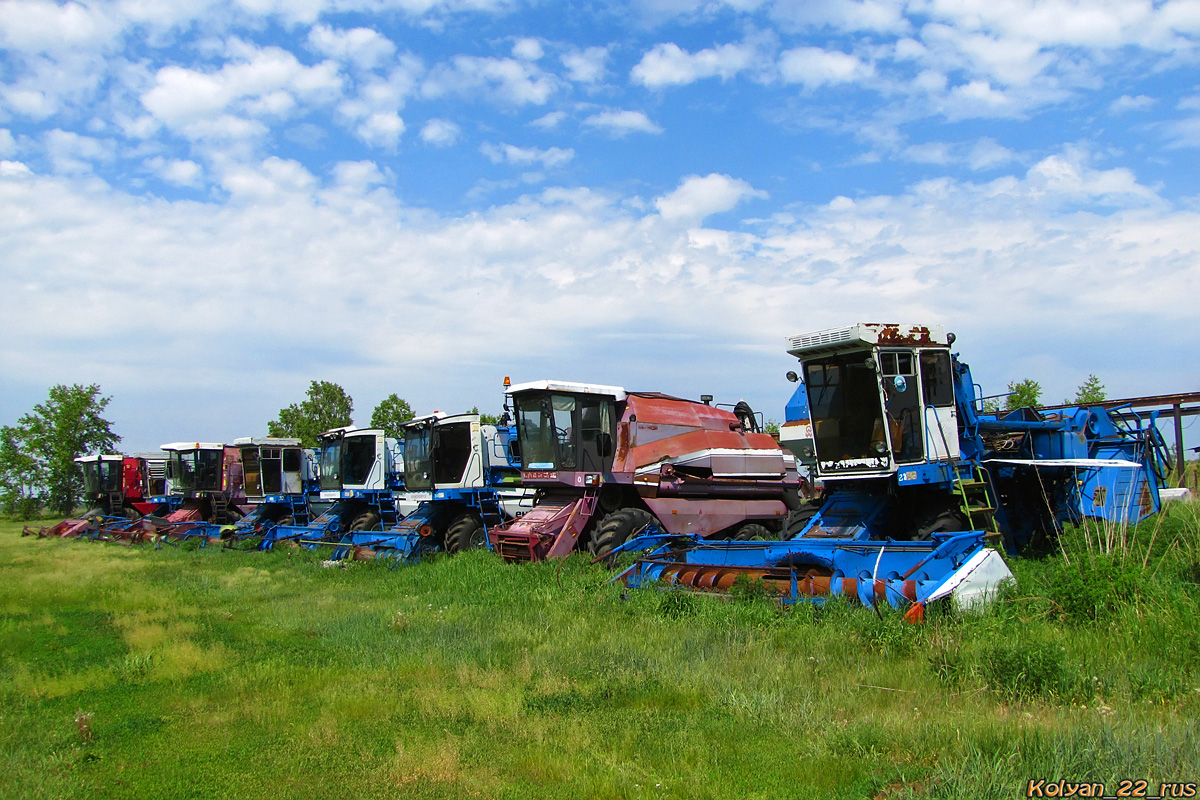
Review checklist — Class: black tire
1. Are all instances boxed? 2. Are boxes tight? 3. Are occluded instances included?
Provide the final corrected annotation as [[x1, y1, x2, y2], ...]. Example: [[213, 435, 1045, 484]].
[[276, 515, 294, 527], [348, 511, 382, 532], [785, 503, 822, 538], [732, 523, 775, 541], [83, 507, 105, 519], [589, 507, 656, 561], [913, 509, 969, 541], [444, 514, 485, 555], [123, 506, 142, 520]]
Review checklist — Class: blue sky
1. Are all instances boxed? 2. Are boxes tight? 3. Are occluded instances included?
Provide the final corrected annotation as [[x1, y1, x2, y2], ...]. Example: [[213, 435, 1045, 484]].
[[1, 0, 1198, 453]]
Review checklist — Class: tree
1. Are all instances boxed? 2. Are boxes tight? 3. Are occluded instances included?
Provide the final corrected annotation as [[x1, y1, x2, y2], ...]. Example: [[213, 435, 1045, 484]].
[[370, 394, 414, 439], [1005, 379, 1043, 410], [469, 406, 503, 425], [0, 384, 120, 516], [268, 381, 353, 447], [1074, 374, 1107, 405]]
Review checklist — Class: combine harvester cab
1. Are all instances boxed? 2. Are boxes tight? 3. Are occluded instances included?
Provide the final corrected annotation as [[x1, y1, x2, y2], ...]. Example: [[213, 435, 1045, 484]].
[[146, 442, 253, 542], [488, 379, 797, 562], [260, 426, 411, 551], [331, 412, 528, 562], [24, 452, 169, 541], [619, 323, 1168, 614], [187, 438, 319, 546]]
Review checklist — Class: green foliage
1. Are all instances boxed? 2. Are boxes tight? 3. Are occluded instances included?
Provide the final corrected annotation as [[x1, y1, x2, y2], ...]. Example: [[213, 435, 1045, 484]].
[[764, 418, 780, 437], [267, 380, 353, 447], [1074, 374, 1107, 404], [1005, 378, 1043, 410], [0, 384, 119, 516], [369, 394, 414, 438]]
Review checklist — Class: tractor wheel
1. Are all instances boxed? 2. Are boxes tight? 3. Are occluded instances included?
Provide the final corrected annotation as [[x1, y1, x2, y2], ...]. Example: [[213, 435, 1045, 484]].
[[732, 523, 775, 541], [913, 509, 969, 541], [276, 515, 294, 527], [83, 507, 105, 519], [349, 511, 382, 532], [123, 506, 143, 520], [444, 514, 486, 555], [589, 507, 656, 562], [785, 503, 822, 538]]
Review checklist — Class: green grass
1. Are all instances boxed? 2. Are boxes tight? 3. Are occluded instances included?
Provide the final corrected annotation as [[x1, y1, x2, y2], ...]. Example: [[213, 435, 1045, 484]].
[[3, 505, 1200, 799]]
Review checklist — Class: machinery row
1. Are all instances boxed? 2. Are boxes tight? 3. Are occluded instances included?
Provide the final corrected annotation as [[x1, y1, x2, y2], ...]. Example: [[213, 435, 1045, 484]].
[[24, 323, 1174, 616]]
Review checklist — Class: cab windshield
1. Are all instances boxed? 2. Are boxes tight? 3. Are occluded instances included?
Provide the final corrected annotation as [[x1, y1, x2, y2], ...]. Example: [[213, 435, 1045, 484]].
[[172, 449, 223, 492], [81, 461, 115, 495], [516, 393, 575, 470], [805, 354, 888, 472], [404, 426, 432, 491]]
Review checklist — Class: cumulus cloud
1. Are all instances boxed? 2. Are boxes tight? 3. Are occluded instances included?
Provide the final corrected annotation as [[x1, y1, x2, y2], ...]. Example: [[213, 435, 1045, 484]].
[[1110, 94, 1156, 113], [307, 25, 396, 70], [140, 44, 342, 139], [422, 55, 557, 105], [561, 46, 608, 83], [582, 109, 664, 137], [420, 118, 461, 146], [778, 46, 874, 88], [480, 142, 574, 168], [654, 173, 766, 222], [147, 156, 204, 187], [632, 40, 765, 87], [512, 37, 544, 61], [356, 112, 406, 149]]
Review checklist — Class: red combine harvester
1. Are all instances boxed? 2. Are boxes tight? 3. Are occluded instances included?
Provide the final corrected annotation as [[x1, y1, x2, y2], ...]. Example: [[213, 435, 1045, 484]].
[[488, 380, 798, 562]]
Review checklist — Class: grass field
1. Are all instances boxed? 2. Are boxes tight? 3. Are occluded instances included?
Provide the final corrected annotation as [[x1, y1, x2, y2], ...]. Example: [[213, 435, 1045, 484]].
[[2, 504, 1199, 799]]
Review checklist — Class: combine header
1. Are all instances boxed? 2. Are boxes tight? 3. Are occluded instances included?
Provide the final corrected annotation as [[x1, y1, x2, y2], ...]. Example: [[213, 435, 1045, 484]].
[[488, 380, 797, 562], [619, 323, 1170, 613]]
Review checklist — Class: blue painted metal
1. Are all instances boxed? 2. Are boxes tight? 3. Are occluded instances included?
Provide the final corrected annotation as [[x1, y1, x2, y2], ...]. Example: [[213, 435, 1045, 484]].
[[611, 529, 999, 608]]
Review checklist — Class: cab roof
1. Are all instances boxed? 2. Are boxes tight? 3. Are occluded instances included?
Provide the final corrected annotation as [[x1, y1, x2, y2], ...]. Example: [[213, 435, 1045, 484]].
[[506, 380, 627, 401]]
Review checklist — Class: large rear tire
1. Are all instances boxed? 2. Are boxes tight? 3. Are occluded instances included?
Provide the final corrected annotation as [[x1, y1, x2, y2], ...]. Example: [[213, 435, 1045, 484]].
[[589, 507, 656, 562], [348, 511, 382, 533], [444, 514, 485, 554], [732, 523, 775, 541]]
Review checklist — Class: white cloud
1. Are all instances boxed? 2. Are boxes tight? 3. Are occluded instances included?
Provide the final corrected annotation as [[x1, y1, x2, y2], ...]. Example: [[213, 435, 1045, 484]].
[[561, 46, 608, 83], [420, 118, 461, 146], [769, 0, 910, 35], [632, 40, 764, 87], [148, 157, 204, 187], [512, 37, 543, 61], [582, 109, 664, 137], [356, 112, 406, 149], [0, 0, 122, 54], [140, 44, 342, 138], [967, 137, 1016, 170], [655, 173, 766, 222], [778, 46, 874, 88], [43, 129, 115, 173], [422, 55, 557, 105], [0, 128, 16, 157], [480, 142, 574, 169], [1, 146, 1196, 452], [307, 25, 396, 70], [1110, 94, 1157, 113], [531, 111, 567, 129]]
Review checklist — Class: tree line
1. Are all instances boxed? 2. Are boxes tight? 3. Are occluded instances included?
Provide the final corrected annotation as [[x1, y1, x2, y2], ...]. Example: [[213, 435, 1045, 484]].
[[0, 380, 502, 520]]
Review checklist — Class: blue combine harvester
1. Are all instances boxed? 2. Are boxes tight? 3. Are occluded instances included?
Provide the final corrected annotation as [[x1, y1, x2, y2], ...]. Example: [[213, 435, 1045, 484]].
[[616, 323, 1170, 613], [258, 426, 415, 550], [328, 411, 528, 563]]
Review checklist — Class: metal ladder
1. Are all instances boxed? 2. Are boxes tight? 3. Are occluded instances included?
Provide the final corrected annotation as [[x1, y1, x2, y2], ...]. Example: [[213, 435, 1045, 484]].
[[954, 466, 1002, 542]]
